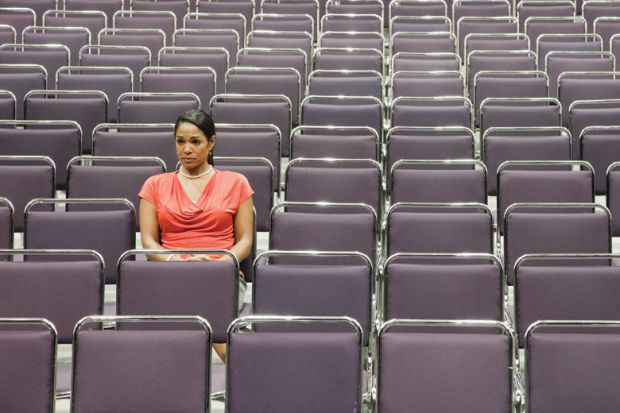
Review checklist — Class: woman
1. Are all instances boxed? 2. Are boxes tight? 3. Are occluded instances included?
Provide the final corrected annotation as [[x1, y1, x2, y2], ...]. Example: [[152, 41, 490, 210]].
[[139, 108, 254, 360]]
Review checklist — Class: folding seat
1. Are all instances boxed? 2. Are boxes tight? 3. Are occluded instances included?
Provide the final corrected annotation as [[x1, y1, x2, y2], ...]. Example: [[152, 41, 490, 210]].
[[389, 15, 451, 34], [390, 31, 456, 55], [326, 0, 383, 16], [0, 0, 54, 22], [525, 321, 620, 413], [390, 96, 473, 129], [466, 50, 537, 94], [270, 202, 379, 265], [0, 90, 15, 120], [515, 255, 620, 347], [378, 320, 516, 413], [386, 126, 475, 172], [0, 43, 69, 87], [184, 12, 246, 47], [301, 95, 383, 138], [517, 0, 575, 32], [452, 0, 511, 24], [227, 316, 363, 413], [24, 198, 136, 284], [66, 155, 166, 226], [225, 66, 302, 124], [479, 97, 561, 137], [607, 162, 620, 234], [391, 51, 461, 72], [210, 94, 291, 157], [71, 315, 212, 413], [381, 253, 504, 324], [389, 0, 447, 20], [285, 158, 383, 216], [524, 16, 586, 51], [141, 66, 216, 115], [215, 156, 275, 231], [463, 32, 530, 63], [246, 29, 313, 64], [252, 13, 314, 38], [24, 89, 108, 154], [92, 123, 177, 170], [196, 0, 254, 35], [569, 99, 620, 159], [0, 318, 56, 413], [537, 33, 603, 70], [0, 23, 15, 44], [173, 28, 240, 65], [132, 0, 190, 27], [42, 10, 108, 43], [390, 70, 464, 100], [118, 249, 239, 342], [473, 70, 548, 126], [212, 123, 282, 187], [238, 46, 308, 82], [483, 126, 571, 195], [582, 125, 620, 194], [598, 18, 620, 56], [319, 30, 384, 51], [117, 91, 200, 124], [0, 120, 81, 189], [503, 202, 611, 284], [158, 46, 229, 92], [385, 203, 494, 256], [80, 44, 152, 82], [98, 28, 166, 62], [22, 26, 91, 66], [321, 13, 383, 33], [0, 197, 13, 250], [457, 16, 518, 58], [290, 125, 380, 160], [261, 0, 319, 36], [0, 155, 54, 232], [56, 66, 133, 123], [583, 0, 620, 33], [313, 47, 384, 74], [253, 251, 372, 344], [497, 160, 595, 232], [0, 7, 34, 38], [62, 0, 123, 23], [389, 159, 487, 204], [308, 69, 383, 100], [112, 10, 176, 46]]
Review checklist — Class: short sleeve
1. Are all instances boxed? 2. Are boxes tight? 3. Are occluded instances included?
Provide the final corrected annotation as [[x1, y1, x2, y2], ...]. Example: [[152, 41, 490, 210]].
[[237, 174, 254, 205], [138, 175, 159, 207]]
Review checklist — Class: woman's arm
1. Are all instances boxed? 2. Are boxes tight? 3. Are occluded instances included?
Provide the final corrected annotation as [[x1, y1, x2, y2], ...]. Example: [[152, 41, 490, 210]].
[[222, 196, 254, 263], [139, 198, 183, 261]]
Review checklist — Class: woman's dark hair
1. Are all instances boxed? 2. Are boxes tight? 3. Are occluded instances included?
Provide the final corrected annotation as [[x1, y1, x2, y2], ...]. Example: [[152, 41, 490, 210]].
[[175, 108, 216, 165]]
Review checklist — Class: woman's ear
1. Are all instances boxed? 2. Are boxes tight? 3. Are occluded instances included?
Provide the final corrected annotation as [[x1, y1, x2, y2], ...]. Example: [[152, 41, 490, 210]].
[[209, 134, 217, 151]]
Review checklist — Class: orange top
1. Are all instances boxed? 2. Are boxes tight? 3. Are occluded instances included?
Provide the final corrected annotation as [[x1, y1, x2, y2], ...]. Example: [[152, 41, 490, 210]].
[[139, 169, 254, 252]]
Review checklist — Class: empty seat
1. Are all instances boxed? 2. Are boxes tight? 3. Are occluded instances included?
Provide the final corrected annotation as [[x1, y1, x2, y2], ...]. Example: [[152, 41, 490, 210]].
[[321, 12, 382, 32], [545, 50, 615, 98], [184, 12, 246, 47], [326, 0, 383, 17], [452, 0, 511, 23], [247, 30, 313, 63], [480, 97, 562, 137], [22, 26, 91, 66], [0, 89, 15, 120], [238, 47, 308, 82], [457, 16, 518, 58], [594, 16, 620, 51], [466, 50, 537, 94], [98, 28, 165, 63], [63, 0, 123, 22], [389, 0, 447, 20], [301, 95, 383, 137], [290, 125, 380, 160], [463, 32, 530, 64], [390, 96, 473, 129], [42, 9, 107, 40], [607, 161, 620, 235], [581, 125, 620, 194], [391, 70, 464, 100], [583, 0, 620, 32], [112, 10, 176, 46], [197, 0, 254, 34], [569, 99, 620, 159], [117, 91, 200, 124], [262, 0, 319, 34], [0, 197, 13, 250], [252, 13, 314, 37], [0, 44, 69, 88], [0, 23, 15, 44], [517, 0, 575, 32], [391, 51, 461, 72], [0, 7, 34, 38], [391, 31, 456, 54], [158, 46, 229, 92], [309, 69, 383, 100], [389, 15, 451, 34], [319, 30, 383, 51], [524, 16, 586, 51], [133, 0, 189, 27], [537, 33, 603, 70], [314, 47, 384, 73], [80, 45, 152, 82]]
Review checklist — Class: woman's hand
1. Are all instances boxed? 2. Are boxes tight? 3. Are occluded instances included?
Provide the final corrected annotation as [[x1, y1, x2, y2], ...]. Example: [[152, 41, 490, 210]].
[[185, 254, 213, 262]]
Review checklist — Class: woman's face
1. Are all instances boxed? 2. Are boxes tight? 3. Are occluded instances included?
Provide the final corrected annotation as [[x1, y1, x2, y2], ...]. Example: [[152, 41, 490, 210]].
[[175, 121, 216, 170]]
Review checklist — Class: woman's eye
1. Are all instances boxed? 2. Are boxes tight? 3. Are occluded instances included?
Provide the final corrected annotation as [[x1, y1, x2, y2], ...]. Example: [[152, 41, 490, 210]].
[[191, 139, 200, 145]]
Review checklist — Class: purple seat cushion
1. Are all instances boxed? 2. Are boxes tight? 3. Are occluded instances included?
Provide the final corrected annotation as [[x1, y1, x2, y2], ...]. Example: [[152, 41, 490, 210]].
[[582, 131, 620, 194], [391, 168, 485, 204]]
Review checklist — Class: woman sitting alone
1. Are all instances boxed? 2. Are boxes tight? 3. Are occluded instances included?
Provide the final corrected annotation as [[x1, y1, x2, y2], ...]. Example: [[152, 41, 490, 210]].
[[138, 108, 254, 360]]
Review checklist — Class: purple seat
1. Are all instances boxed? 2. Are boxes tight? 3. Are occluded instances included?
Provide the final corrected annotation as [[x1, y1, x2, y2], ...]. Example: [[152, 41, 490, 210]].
[[383, 254, 504, 322], [0, 23, 15, 44], [63, 0, 123, 23], [390, 96, 473, 129], [582, 126, 620, 194], [457, 16, 518, 58], [247, 30, 313, 62], [516, 255, 620, 346], [117, 91, 200, 124], [389, 0, 447, 20], [290, 125, 380, 160], [0, 43, 69, 88], [112, 10, 177, 46], [252, 13, 314, 36], [0, 7, 34, 38], [607, 162, 620, 235], [524, 16, 586, 51], [0, 90, 15, 120], [569, 99, 620, 161], [173, 28, 240, 65], [22, 26, 91, 66], [301, 95, 383, 137], [227, 316, 362, 413], [253, 251, 372, 344], [117, 250, 238, 342], [285, 158, 382, 216], [0, 155, 54, 232], [378, 320, 514, 413], [0, 64, 46, 120], [0, 197, 13, 250], [98, 28, 165, 64], [480, 97, 561, 137], [184, 12, 246, 47], [526, 322, 620, 413], [80, 45, 152, 82], [389, 15, 451, 34], [386, 202, 494, 256], [391, 51, 461, 72], [158, 46, 229, 92], [319, 30, 383, 51], [321, 12, 382, 33], [0, 0, 53, 22], [309, 69, 383, 99], [24, 198, 136, 284], [0, 120, 81, 189], [24, 89, 108, 154], [546, 51, 614, 99], [211, 94, 291, 158], [92, 123, 177, 171], [238, 47, 308, 84], [390, 159, 487, 204], [0, 250, 104, 343], [391, 31, 456, 54], [262, 0, 319, 35], [583, 0, 620, 32], [141, 66, 216, 115], [197, 0, 254, 34], [386, 126, 475, 172], [503, 203, 611, 284], [326, 0, 383, 18], [314, 46, 384, 73], [517, 0, 575, 32], [391, 70, 463, 99], [594, 17, 620, 52], [463, 32, 530, 65], [72, 315, 212, 413], [0, 318, 56, 413], [453, 0, 512, 26], [466, 50, 537, 95], [537, 33, 603, 70], [56, 66, 133, 123], [42, 9, 107, 40], [132, 0, 189, 29], [483, 126, 572, 195]]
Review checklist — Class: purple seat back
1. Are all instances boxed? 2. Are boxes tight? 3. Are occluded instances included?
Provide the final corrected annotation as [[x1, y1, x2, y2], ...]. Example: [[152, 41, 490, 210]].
[[0, 258, 103, 343], [583, 1, 620, 32], [0, 24, 15, 44], [64, 0, 123, 22], [392, 52, 461, 72], [238, 49, 307, 84], [0, 45, 69, 87], [392, 71, 463, 99], [538, 37, 603, 70], [197, 1, 254, 34], [99, 29, 165, 63], [141, 68, 216, 115], [594, 18, 620, 52], [0, 0, 54, 21], [252, 13, 314, 33], [117, 93, 199, 124], [0, 91, 14, 120], [158, 47, 229, 92], [0, 319, 55, 413], [173, 29, 239, 65], [43, 10, 107, 41], [113, 11, 176, 46], [0, 7, 34, 38], [517, 1, 575, 32], [72, 318, 210, 413], [453, 0, 511, 23], [570, 103, 620, 160], [464, 35, 529, 59], [247, 30, 313, 61], [389, 0, 447, 18], [314, 47, 383, 72], [80, 46, 151, 82], [133, 0, 189, 27], [525, 17, 586, 51], [607, 166, 620, 235], [389, 16, 451, 34], [291, 126, 379, 160], [320, 31, 383, 50], [308, 71, 383, 99], [391, 32, 456, 54], [467, 52, 536, 90], [546, 52, 615, 98], [0, 198, 12, 250], [321, 13, 382, 32], [184, 13, 246, 45], [480, 99, 561, 135], [457, 17, 518, 57], [24, 91, 108, 154], [582, 127, 620, 194], [391, 97, 472, 128], [23, 28, 90, 66], [227, 319, 362, 413], [302, 96, 383, 136]]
